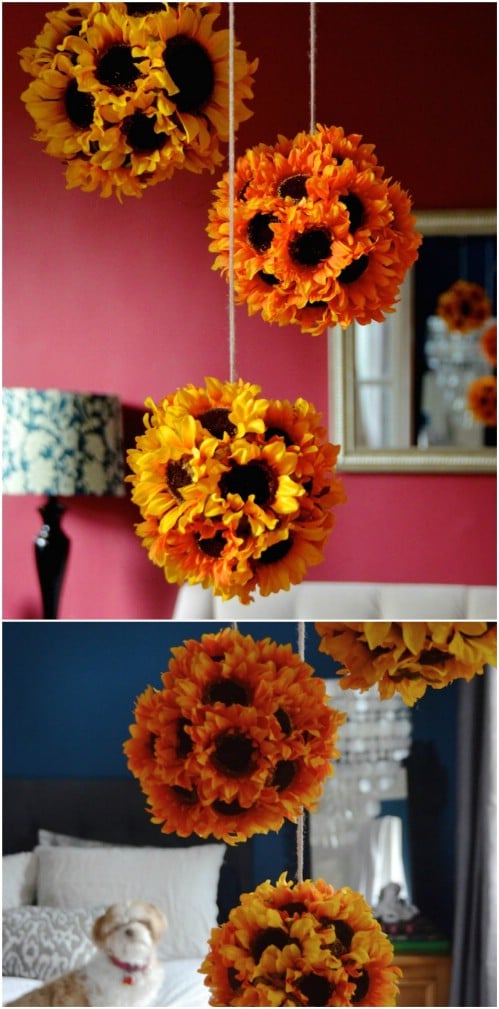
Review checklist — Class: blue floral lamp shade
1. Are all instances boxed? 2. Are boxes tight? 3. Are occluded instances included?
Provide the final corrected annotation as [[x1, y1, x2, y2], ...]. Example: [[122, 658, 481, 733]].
[[2, 388, 125, 619], [2, 388, 125, 496]]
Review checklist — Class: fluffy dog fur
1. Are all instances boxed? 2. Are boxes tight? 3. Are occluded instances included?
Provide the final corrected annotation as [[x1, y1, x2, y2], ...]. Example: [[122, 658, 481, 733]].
[[6, 901, 167, 1007]]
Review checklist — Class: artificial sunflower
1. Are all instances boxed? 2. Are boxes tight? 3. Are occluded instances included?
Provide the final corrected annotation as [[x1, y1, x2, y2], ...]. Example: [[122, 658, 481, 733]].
[[207, 123, 422, 335], [437, 279, 492, 333], [480, 322, 497, 366], [200, 872, 401, 1006], [467, 375, 497, 427], [124, 628, 346, 843], [315, 622, 497, 706], [126, 377, 345, 602], [19, 3, 257, 199]]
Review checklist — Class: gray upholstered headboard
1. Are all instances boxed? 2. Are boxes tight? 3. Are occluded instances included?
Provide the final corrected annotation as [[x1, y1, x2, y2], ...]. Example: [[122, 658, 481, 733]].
[[2, 777, 254, 922]]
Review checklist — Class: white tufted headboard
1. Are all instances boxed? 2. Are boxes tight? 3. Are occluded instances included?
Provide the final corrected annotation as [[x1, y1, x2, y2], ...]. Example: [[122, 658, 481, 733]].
[[173, 581, 497, 620]]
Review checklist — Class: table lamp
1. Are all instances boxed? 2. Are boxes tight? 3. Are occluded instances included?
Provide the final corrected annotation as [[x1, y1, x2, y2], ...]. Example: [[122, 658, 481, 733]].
[[2, 388, 125, 618]]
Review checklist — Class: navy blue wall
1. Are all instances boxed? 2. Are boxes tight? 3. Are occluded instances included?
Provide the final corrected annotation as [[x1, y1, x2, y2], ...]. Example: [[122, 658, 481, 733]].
[[3, 620, 457, 933]]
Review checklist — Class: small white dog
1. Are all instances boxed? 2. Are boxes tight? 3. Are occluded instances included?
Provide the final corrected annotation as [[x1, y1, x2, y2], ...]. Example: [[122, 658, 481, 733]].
[[7, 901, 167, 1007]]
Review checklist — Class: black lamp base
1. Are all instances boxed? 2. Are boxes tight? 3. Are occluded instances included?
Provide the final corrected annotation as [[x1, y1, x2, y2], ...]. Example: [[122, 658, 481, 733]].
[[34, 496, 70, 619]]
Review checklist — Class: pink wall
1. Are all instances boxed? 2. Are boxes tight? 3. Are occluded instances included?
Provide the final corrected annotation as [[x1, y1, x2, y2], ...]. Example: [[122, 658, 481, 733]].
[[3, 3, 496, 619]]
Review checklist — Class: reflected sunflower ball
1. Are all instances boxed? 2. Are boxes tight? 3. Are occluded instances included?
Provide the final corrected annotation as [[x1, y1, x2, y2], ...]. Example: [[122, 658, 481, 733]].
[[19, 3, 257, 199], [207, 124, 422, 336], [200, 873, 401, 1006], [315, 621, 497, 706], [126, 377, 346, 603], [124, 629, 346, 844], [467, 375, 497, 427], [437, 279, 492, 333]]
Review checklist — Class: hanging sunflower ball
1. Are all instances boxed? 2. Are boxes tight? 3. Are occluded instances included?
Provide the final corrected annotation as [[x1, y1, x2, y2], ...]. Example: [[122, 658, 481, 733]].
[[315, 622, 497, 706], [19, 3, 257, 199], [207, 123, 422, 336], [124, 628, 346, 843], [480, 321, 497, 366], [126, 377, 346, 602], [437, 279, 492, 333], [200, 873, 401, 1007], [467, 375, 497, 427]]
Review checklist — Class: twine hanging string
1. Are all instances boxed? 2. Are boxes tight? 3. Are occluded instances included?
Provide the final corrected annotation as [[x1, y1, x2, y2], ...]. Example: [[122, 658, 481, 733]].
[[309, 2, 317, 133], [296, 622, 306, 883], [228, 1, 237, 384]]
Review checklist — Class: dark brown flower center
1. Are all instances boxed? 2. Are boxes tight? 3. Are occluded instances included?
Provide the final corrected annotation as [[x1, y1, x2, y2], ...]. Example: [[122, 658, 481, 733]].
[[265, 426, 293, 446], [227, 967, 241, 991], [341, 193, 364, 233], [257, 537, 293, 565], [327, 919, 354, 955], [419, 648, 451, 665], [271, 759, 296, 791], [279, 902, 308, 917], [257, 270, 280, 286], [176, 718, 193, 757], [289, 227, 332, 267], [219, 461, 278, 507], [148, 732, 158, 756], [121, 111, 167, 152], [212, 731, 254, 776], [170, 784, 198, 805], [96, 44, 140, 89], [196, 532, 226, 558], [166, 458, 192, 498], [163, 35, 215, 113], [275, 707, 292, 734], [198, 408, 236, 439], [251, 927, 293, 963], [65, 79, 94, 129], [126, 3, 166, 12], [338, 255, 369, 284], [203, 679, 249, 706], [212, 798, 247, 816], [278, 174, 310, 201], [296, 973, 335, 1006], [352, 969, 370, 1004], [248, 213, 278, 252]]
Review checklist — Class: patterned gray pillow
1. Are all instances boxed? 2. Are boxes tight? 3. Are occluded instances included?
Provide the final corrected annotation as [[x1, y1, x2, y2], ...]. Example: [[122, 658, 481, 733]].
[[2, 906, 104, 981]]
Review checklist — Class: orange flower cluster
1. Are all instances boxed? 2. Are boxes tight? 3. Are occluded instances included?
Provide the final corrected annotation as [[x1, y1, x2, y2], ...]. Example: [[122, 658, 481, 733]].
[[19, 2, 257, 199], [207, 123, 422, 335], [480, 322, 497, 366], [315, 622, 497, 706], [124, 629, 346, 843], [127, 377, 345, 602], [467, 375, 497, 427], [200, 873, 401, 1006], [437, 280, 492, 333]]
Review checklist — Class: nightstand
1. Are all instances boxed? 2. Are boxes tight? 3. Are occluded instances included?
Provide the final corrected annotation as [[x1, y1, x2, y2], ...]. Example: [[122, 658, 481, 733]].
[[393, 946, 452, 1006]]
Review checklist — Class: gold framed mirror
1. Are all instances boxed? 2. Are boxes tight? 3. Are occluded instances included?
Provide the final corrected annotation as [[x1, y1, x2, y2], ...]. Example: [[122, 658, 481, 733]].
[[328, 209, 497, 472]]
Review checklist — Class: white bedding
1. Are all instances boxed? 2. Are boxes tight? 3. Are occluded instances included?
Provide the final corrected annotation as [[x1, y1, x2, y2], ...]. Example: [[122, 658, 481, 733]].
[[2, 957, 210, 1007]]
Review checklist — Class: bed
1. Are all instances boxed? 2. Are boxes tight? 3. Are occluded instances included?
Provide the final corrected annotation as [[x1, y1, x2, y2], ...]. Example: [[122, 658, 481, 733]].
[[2, 778, 298, 1007]]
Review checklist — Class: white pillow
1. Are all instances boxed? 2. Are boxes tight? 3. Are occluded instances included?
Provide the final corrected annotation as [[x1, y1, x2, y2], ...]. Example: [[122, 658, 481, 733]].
[[37, 829, 110, 848], [35, 843, 225, 959], [2, 853, 38, 909], [2, 906, 104, 980]]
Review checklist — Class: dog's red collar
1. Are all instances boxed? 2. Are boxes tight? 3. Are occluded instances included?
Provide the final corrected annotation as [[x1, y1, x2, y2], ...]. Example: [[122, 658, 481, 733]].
[[109, 954, 149, 978]]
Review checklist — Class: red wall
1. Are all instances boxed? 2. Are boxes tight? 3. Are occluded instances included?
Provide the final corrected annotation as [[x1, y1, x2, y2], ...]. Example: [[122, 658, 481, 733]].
[[3, 3, 496, 619]]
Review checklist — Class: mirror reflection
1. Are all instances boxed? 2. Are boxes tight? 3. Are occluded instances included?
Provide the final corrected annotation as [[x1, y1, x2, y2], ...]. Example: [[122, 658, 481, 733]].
[[329, 210, 497, 472]]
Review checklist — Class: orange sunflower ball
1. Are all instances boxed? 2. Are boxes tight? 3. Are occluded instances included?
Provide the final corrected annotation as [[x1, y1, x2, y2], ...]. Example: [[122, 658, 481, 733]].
[[315, 622, 497, 706], [207, 123, 422, 335], [467, 375, 497, 427], [124, 628, 346, 843], [437, 280, 492, 333], [480, 322, 497, 366], [19, 2, 257, 199], [126, 377, 345, 602], [200, 873, 401, 1006]]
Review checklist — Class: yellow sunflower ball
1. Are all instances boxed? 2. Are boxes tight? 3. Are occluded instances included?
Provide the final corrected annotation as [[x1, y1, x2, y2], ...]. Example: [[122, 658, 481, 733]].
[[315, 621, 497, 706], [437, 280, 492, 333], [19, 3, 257, 199], [207, 123, 422, 335], [126, 377, 346, 603], [124, 628, 346, 844], [200, 873, 401, 1006], [467, 375, 497, 427]]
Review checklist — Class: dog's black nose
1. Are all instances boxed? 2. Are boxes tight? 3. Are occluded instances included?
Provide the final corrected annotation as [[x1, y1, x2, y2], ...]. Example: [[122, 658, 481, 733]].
[[125, 926, 135, 937]]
